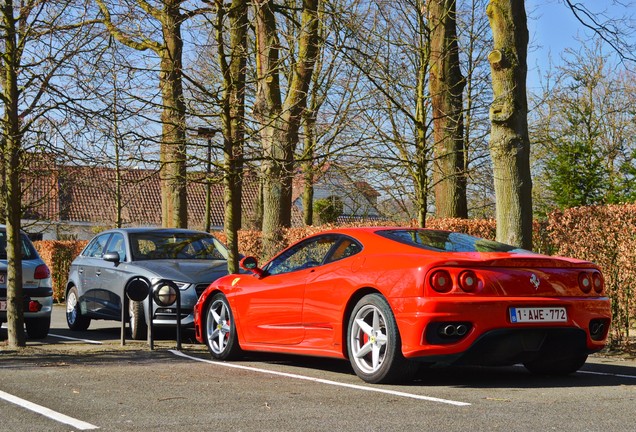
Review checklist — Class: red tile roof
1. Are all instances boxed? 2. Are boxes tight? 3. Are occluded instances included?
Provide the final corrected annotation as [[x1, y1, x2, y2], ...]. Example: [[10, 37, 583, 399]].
[[23, 164, 269, 230]]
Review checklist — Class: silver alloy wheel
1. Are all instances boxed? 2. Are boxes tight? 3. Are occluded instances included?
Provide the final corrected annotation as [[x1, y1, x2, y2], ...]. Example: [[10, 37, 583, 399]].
[[349, 304, 389, 374], [206, 298, 232, 355], [66, 290, 79, 325]]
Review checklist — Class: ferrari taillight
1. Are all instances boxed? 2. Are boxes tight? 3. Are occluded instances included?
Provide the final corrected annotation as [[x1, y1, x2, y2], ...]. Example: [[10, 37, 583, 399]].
[[592, 271, 604, 294], [430, 270, 452, 293], [578, 272, 592, 293], [458, 270, 479, 292]]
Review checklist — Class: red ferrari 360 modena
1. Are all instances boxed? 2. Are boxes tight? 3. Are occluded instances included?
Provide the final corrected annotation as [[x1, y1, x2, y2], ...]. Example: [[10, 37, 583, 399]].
[[193, 227, 611, 384]]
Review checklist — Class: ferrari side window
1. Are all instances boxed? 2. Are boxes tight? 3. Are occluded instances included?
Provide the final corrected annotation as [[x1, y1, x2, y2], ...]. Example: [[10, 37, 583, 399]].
[[326, 238, 362, 263], [267, 235, 338, 275]]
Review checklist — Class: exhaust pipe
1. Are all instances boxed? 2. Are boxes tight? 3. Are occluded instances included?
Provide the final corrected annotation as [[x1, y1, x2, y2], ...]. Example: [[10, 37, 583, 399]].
[[439, 323, 471, 338], [456, 324, 468, 336], [442, 325, 457, 336]]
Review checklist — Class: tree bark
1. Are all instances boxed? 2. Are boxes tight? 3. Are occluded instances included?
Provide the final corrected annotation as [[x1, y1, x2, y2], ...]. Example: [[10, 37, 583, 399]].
[[217, 0, 248, 273], [1, 0, 26, 347], [159, 0, 187, 228], [98, 0, 188, 229], [254, 0, 284, 259], [429, 0, 468, 219], [254, 0, 320, 259], [414, 1, 431, 227], [301, 110, 316, 226], [486, 0, 533, 248]]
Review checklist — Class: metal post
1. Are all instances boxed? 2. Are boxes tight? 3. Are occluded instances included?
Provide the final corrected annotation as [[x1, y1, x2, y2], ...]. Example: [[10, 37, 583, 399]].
[[197, 127, 220, 232], [205, 138, 212, 232], [176, 289, 182, 351], [148, 284, 154, 350], [121, 300, 126, 346]]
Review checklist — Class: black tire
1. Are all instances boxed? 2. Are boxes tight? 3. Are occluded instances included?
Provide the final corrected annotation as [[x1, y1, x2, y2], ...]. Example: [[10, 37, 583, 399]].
[[129, 300, 147, 340], [204, 293, 242, 360], [523, 353, 588, 375], [66, 286, 91, 331], [347, 293, 418, 384], [25, 317, 50, 339]]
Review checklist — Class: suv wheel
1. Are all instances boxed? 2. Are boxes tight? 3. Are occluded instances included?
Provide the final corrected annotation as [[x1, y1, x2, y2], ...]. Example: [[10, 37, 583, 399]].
[[66, 286, 91, 331], [129, 300, 147, 340]]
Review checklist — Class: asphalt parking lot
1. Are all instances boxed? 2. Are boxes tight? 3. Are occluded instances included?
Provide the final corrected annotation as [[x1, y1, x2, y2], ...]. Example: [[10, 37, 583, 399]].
[[2, 304, 636, 431]]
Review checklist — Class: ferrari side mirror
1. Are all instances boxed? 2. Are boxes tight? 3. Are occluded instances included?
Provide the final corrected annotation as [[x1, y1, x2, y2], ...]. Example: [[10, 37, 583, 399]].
[[240, 256, 264, 278]]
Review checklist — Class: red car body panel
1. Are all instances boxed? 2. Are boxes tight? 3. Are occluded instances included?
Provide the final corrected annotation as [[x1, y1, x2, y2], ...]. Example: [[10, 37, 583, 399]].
[[194, 227, 611, 364]]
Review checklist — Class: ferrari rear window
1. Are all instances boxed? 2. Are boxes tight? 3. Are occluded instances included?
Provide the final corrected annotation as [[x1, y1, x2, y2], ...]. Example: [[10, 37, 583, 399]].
[[376, 229, 531, 254]]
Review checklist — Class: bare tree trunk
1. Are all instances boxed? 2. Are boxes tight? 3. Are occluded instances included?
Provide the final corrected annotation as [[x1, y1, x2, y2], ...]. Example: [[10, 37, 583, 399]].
[[1, 0, 25, 347], [486, 0, 533, 248], [255, 0, 321, 259], [301, 110, 316, 226], [429, 0, 468, 219], [415, 1, 431, 227], [160, 1, 187, 228], [216, 0, 248, 273], [98, 0, 189, 229], [254, 0, 284, 259], [415, 55, 429, 228], [3, 140, 25, 347]]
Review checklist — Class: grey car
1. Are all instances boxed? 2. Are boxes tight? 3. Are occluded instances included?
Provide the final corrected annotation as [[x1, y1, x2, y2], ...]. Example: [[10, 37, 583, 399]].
[[0, 225, 53, 339], [65, 228, 229, 339]]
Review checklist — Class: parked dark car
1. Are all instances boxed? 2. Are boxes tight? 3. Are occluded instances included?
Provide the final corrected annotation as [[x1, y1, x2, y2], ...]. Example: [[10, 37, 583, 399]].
[[0, 225, 53, 339], [65, 228, 229, 339]]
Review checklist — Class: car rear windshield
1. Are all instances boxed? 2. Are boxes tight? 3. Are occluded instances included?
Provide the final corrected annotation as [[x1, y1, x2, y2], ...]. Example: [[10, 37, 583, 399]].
[[0, 229, 38, 260], [376, 229, 531, 254], [129, 231, 228, 261]]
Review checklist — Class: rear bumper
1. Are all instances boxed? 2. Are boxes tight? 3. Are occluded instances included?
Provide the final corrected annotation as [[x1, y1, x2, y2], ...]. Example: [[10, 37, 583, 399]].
[[0, 287, 53, 321], [414, 327, 592, 366], [393, 296, 611, 365]]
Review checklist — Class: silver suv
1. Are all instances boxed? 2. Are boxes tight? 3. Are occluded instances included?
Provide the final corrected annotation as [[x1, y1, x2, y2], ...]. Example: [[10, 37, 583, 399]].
[[0, 225, 53, 339]]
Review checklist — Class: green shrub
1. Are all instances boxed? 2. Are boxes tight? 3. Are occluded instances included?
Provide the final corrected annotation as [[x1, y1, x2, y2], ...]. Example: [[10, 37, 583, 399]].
[[313, 196, 343, 224]]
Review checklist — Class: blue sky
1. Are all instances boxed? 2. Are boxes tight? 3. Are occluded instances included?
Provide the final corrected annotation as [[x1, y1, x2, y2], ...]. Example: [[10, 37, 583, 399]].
[[526, 0, 589, 90], [525, 0, 635, 90]]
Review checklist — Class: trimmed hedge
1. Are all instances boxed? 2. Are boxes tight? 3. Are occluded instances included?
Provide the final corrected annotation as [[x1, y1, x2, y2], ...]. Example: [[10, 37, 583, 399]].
[[33, 240, 88, 302], [548, 204, 636, 347]]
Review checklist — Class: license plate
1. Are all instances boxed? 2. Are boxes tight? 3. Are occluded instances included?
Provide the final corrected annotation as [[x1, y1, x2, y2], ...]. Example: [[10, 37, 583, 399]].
[[0, 273, 5, 284], [0, 300, 6, 311], [510, 307, 567, 323]]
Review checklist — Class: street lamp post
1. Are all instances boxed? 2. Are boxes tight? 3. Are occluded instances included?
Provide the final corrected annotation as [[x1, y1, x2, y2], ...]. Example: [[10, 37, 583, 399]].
[[197, 127, 221, 232]]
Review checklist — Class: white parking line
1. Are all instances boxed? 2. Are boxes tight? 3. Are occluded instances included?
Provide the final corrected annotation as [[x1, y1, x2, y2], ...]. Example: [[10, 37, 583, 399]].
[[579, 370, 636, 379], [513, 363, 636, 380], [0, 389, 99, 430], [48, 334, 103, 345], [169, 350, 471, 406]]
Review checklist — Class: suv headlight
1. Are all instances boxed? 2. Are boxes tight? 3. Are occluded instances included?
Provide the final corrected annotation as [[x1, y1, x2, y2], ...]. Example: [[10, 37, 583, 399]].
[[152, 280, 179, 307]]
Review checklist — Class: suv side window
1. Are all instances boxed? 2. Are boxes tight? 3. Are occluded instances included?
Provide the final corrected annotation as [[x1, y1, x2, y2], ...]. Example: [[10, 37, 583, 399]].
[[84, 234, 111, 258], [105, 233, 126, 261]]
